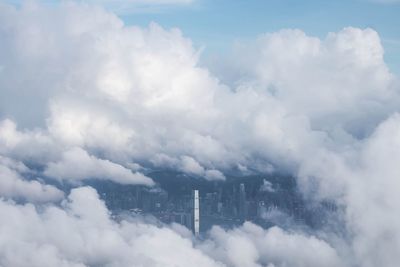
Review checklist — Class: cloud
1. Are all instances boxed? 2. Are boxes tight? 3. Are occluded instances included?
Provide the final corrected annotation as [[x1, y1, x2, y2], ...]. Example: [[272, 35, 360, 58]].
[[178, 156, 226, 180], [0, 186, 342, 267], [0, 187, 223, 267], [291, 113, 400, 267], [0, 156, 64, 202], [0, 119, 59, 164], [200, 223, 343, 267], [0, 2, 400, 266], [0, 2, 229, 181], [345, 114, 400, 266], [259, 179, 275, 192], [44, 147, 154, 186]]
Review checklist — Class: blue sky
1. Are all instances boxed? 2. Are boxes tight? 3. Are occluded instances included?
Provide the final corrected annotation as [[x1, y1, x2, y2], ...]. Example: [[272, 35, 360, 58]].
[[7, 0, 400, 74], [120, 0, 400, 74]]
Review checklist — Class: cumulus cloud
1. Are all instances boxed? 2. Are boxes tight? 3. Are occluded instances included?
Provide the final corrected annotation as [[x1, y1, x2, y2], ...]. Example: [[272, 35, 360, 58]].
[[0, 156, 63, 202], [0, 2, 400, 266], [0, 187, 223, 267], [0, 119, 58, 163], [44, 147, 154, 185], [291, 113, 400, 267], [0, 186, 344, 267], [344, 114, 400, 267], [0, 2, 230, 181], [200, 222, 343, 267], [177, 156, 226, 180], [215, 28, 395, 138]]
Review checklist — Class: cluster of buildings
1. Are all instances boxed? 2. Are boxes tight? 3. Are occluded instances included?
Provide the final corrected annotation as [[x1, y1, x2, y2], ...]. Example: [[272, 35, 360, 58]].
[[98, 177, 328, 234], [93, 170, 338, 234]]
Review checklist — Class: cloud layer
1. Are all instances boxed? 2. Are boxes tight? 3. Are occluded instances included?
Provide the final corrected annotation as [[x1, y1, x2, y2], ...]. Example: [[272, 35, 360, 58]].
[[0, 155, 64, 202], [0, 186, 342, 267], [0, 2, 400, 266], [45, 147, 154, 185]]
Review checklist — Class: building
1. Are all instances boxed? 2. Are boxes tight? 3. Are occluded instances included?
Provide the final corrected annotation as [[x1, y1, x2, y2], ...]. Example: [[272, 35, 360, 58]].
[[238, 183, 247, 221], [193, 189, 200, 236]]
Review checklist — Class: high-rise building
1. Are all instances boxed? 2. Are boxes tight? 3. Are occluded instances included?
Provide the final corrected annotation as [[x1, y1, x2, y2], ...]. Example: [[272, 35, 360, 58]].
[[238, 183, 247, 221], [193, 190, 200, 236], [257, 200, 266, 218]]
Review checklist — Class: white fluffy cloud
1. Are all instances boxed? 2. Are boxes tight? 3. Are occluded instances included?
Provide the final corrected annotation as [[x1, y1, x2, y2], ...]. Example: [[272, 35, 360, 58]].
[[200, 223, 342, 267], [5, 1, 396, 178], [45, 147, 154, 185], [0, 2, 400, 266], [344, 114, 400, 267], [0, 2, 230, 180], [216, 28, 396, 137], [291, 113, 400, 267], [0, 119, 59, 163], [0, 187, 223, 267], [0, 186, 342, 267], [0, 156, 64, 202]]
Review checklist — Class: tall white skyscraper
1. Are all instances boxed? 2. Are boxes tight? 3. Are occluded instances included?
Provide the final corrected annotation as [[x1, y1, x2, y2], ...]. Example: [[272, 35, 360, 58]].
[[193, 190, 200, 236]]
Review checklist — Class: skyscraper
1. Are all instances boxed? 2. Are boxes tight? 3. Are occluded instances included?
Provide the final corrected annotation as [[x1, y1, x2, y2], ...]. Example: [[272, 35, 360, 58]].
[[238, 183, 247, 221], [193, 189, 200, 236]]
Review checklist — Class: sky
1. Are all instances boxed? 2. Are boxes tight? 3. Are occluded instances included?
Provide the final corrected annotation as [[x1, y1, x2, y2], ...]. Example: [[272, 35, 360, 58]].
[[7, 0, 400, 73], [125, 0, 400, 73], [1, 1, 400, 266]]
